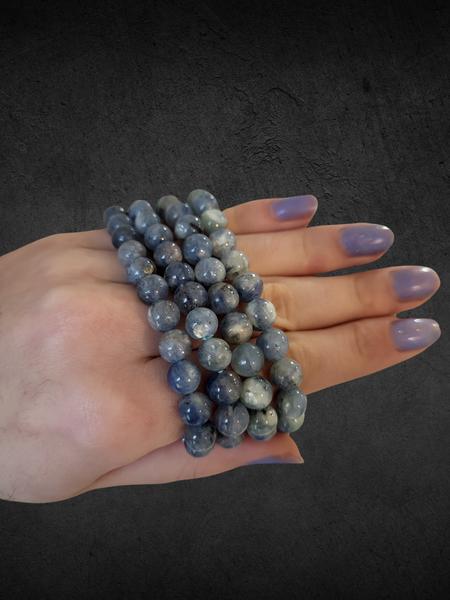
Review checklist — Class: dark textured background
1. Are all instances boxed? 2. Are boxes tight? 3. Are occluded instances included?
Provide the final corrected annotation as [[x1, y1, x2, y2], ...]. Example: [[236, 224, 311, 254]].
[[0, 0, 449, 597]]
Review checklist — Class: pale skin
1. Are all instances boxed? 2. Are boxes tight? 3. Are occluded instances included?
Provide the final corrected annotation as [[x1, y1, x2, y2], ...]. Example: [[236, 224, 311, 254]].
[[0, 196, 441, 503]]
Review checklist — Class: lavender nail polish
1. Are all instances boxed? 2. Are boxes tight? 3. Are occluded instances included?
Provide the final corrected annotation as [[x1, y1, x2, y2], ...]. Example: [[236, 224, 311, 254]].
[[340, 225, 394, 256], [391, 318, 441, 351], [392, 267, 440, 301], [244, 456, 303, 465], [271, 196, 317, 220]]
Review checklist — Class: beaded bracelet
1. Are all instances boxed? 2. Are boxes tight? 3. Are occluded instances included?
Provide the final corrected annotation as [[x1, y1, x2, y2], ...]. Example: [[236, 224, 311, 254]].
[[103, 190, 307, 458]]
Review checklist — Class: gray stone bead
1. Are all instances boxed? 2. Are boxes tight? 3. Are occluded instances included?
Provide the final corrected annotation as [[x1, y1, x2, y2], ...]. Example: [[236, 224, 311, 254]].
[[240, 376, 273, 410], [155, 195, 179, 219], [270, 358, 303, 391], [178, 392, 212, 426], [219, 312, 253, 345], [209, 228, 237, 259], [147, 300, 180, 332], [182, 420, 216, 458], [167, 359, 201, 395], [221, 250, 250, 281], [195, 257, 226, 288], [158, 329, 192, 363], [198, 338, 232, 371], [256, 328, 289, 361], [277, 412, 305, 434], [165, 202, 193, 229], [247, 406, 278, 441], [174, 215, 204, 240], [117, 240, 147, 267], [103, 205, 125, 226], [201, 209, 228, 235], [216, 431, 245, 449], [208, 282, 239, 315], [174, 281, 209, 314], [137, 274, 169, 305], [107, 213, 132, 234], [276, 388, 307, 419], [144, 223, 173, 251], [111, 225, 140, 248], [214, 402, 249, 436], [187, 189, 219, 216], [182, 234, 213, 265], [126, 257, 156, 286], [231, 343, 265, 377], [134, 210, 161, 235], [233, 272, 264, 303], [185, 307, 218, 341], [153, 241, 183, 269], [245, 298, 277, 331], [164, 261, 195, 291], [128, 199, 153, 221]]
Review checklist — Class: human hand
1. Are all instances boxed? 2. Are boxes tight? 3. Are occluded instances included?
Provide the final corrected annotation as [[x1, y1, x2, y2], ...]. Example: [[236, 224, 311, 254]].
[[0, 195, 441, 503]]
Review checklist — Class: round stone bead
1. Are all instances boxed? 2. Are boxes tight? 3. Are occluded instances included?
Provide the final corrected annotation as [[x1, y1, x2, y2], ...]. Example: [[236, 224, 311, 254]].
[[128, 199, 152, 221], [103, 205, 125, 226], [214, 402, 249, 436], [153, 241, 182, 269], [107, 213, 132, 235], [174, 281, 209, 314], [194, 257, 226, 288], [165, 201, 193, 229], [219, 312, 253, 345], [178, 392, 212, 426], [187, 189, 219, 216], [126, 257, 156, 285], [216, 431, 245, 449], [221, 250, 250, 281], [174, 215, 203, 240], [247, 406, 278, 442], [270, 358, 303, 391], [144, 223, 173, 251], [158, 329, 192, 363], [240, 376, 273, 410], [137, 274, 169, 305], [167, 360, 201, 395], [182, 234, 213, 265], [117, 239, 147, 267], [208, 282, 239, 315], [245, 298, 277, 331], [164, 261, 195, 291], [206, 370, 242, 406], [231, 342, 265, 377], [134, 210, 161, 235], [198, 338, 232, 372], [209, 228, 236, 259], [147, 300, 180, 332], [256, 328, 289, 361], [201, 209, 228, 235], [111, 225, 140, 248], [182, 420, 216, 458], [155, 195, 179, 219], [185, 307, 218, 341], [277, 412, 305, 434], [276, 388, 307, 419], [233, 272, 264, 303]]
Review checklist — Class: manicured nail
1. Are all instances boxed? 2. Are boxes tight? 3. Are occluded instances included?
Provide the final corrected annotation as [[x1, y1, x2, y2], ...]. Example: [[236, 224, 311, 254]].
[[271, 195, 317, 220], [340, 224, 394, 256], [392, 267, 440, 301], [244, 455, 304, 465], [391, 318, 441, 351]]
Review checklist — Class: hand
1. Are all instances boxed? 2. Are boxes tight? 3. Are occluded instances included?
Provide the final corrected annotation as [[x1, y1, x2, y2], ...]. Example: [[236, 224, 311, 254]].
[[0, 195, 441, 503]]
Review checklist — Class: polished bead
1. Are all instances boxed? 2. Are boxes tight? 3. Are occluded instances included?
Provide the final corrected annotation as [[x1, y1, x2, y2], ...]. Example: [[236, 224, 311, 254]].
[[128, 199, 152, 221], [182, 420, 216, 458], [233, 272, 264, 303], [147, 300, 180, 332], [164, 261, 195, 291], [111, 225, 140, 248], [174, 281, 208, 314], [117, 240, 147, 267], [187, 189, 219, 216], [219, 312, 253, 345], [240, 376, 273, 410], [214, 402, 249, 436], [270, 358, 303, 391], [276, 388, 307, 419], [165, 202, 193, 229], [103, 205, 125, 226], [216, 431, 245, 449], [198, 338, 232, 371], [134, 210, 161, 235], [126, 257, 156, 285], [256, 328, 289, 361], [201, 209, 228, 235], [178, 392, 212, 426], [182, 234, 213, 265], [158, 329, 192, 363], [144, 223, 173, 251], [155, 195, 179, 219], [277, 412, 305, 434], [221, 250, 250, 281], [231, 342, 265, 377], [185, 307, 218, 341], [247, 406, 278, 442], [137, 274, 169, 305], [208, 282, 239, 315], [107, 213, 132, 234], [245, 298, 277, 330], [194, 257, 226, 288], [153, 241, 182, 269], [206, 370, 242, 406], [167, 360, 201, 395], [209, 228, 236, 259], [174, 215, 203, 240]]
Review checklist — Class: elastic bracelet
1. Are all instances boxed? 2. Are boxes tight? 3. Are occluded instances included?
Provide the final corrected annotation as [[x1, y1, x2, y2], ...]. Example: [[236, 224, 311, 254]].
[[103, 190, 307, 458]]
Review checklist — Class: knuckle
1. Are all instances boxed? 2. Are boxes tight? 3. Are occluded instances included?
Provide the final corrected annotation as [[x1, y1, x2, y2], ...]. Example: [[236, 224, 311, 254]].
[[352, 318, 379, 362]]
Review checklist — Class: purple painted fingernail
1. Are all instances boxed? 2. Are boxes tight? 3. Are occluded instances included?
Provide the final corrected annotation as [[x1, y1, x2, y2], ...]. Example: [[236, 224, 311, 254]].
[[392, 267, 440, 301], [340, 224, 394, 256], [271, 195, 318, 220], [391, 318, 441, 351], [244, 455, 304, 465]]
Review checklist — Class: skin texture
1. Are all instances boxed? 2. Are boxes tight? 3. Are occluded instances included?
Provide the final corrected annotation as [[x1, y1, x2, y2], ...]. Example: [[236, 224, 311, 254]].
[[0, 195, 441, 503]]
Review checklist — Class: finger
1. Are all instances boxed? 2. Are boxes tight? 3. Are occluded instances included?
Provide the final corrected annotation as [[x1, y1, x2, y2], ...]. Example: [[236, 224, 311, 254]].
[[60, 228, 116, 251]]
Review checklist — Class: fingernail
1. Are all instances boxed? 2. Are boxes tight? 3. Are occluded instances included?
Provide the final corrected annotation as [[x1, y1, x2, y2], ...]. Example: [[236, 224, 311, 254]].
[[244, 455, 304, 465], [340, 224, 394, 256], [271, 196, 318, 220], [391, 318, 441, 351], [392, 267, 440, 301]]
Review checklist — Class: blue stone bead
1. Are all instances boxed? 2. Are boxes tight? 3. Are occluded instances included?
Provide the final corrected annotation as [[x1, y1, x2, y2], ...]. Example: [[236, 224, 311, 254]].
[[233, 272, 264, 303], [208, 282, 239, 315], [231, 343, 265, 378], [277, 412, 305, 434], [221, 250, 250, 281], [201, 209, 228, 235], [245, 298, 277, 331], [178, 392, 212, 426], [167, 360, 201, 395], [276, 388, 307, 419], [195, 257, 226, 288], [206, 370, 242, 406], [182, 234, 213, 265], [256, 328, 289, 361], [117, 240, 147, 267], [219, 312, 253, 345], [134, 210, 161, 235], [137, 274, 169, 305], [240, 376, 273, 410], [247, 406, 278, 442], [198, 338, 232, 372], [165, 202, 193, 229], [155, 195, 179, 219], [103, 205, 125, 226], [107, 213, 132, 234], [209, 228, 237, 259], [126, 257, 156, 285], [128, 199, 152, 222], [153, 241, 182, 269], [182, 420, 216, 458], [216, 431, 245, 449], [214, 402, 249, 436], [185, 307, 218, 341], [147, 300, 180, 332], [270, 358, 303, 391], [144, 223, 173, 251], [174, 215, 204, 240], [164, 261, 195, 291], [111, 225, 140, 248], [187, 189, 219, 216], [158, 329, 192, 363], [174, 281, 209, 314]]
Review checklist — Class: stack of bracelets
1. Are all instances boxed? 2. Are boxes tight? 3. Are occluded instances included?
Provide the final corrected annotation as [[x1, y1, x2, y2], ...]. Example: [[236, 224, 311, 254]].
[[103, 190, 307, 458]]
